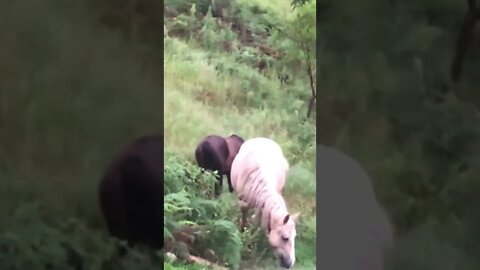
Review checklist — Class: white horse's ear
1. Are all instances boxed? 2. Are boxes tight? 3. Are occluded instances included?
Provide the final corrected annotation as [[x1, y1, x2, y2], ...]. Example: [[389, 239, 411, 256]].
[[283, 214, 290, 224], [290, 212, 301, 222], [283, 212, 301, 224]]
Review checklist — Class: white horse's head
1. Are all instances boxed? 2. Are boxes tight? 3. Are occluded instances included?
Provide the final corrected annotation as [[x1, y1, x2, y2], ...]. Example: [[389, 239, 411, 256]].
[[268, 212, 300, 269]]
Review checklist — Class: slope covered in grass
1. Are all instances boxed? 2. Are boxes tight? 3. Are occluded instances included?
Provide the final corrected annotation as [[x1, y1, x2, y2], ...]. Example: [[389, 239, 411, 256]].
[[163, 37, 316, 270]]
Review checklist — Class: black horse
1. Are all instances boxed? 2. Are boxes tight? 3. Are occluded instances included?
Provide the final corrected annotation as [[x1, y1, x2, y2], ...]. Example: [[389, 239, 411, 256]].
[[194, 134, 245, 197], [98, 134, 164, 251]]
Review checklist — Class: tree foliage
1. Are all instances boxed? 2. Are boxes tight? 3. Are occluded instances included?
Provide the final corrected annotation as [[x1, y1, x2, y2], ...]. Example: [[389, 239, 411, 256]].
[[270, 0, 316, 118]]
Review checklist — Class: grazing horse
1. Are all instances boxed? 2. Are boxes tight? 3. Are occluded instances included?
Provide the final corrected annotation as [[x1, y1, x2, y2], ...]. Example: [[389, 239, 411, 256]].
[[195, 134, 245, 197], [98, 134, 164, 251], [231, 137, 299, 269], [317, 145, 394, 270]]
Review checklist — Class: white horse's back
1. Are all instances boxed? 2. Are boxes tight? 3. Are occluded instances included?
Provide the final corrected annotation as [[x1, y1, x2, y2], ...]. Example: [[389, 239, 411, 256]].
[[231, 137, 289, 195]]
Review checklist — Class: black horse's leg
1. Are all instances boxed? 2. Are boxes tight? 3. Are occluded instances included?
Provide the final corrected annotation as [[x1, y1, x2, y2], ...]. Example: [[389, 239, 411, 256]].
[[214, 173, 222, 197], [227, 173, 234, 193]]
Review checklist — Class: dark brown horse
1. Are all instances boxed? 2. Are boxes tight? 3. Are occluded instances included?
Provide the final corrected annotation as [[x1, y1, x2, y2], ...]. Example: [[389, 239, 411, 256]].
[[98, 134, 163, 251], [194, 134, 245, 197]]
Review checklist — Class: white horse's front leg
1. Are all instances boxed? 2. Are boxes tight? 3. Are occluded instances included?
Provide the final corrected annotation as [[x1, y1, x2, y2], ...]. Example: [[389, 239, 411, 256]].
[[252, 208, 262, 226], [239, 200, 249, 232]]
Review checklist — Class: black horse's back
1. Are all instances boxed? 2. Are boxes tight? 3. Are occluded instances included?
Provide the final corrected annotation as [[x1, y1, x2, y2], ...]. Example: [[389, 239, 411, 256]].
[[195, 135, 229, 196], [196, 140, 225, 171], [99, 134, 164, 250]]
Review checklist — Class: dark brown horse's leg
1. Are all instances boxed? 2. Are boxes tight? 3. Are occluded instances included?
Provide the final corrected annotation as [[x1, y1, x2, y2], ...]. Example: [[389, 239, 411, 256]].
[[226, 173, 234, 193]]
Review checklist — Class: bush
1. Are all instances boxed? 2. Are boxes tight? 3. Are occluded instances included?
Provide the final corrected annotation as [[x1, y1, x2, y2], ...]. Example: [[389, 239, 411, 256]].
[[0, 202, 165, 270], [164, 153, 243, 269]]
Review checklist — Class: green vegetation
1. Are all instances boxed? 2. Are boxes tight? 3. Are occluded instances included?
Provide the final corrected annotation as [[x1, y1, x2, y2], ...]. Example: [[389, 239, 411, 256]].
[[318, 0, 480, 269], [0, 0, 316, 269]]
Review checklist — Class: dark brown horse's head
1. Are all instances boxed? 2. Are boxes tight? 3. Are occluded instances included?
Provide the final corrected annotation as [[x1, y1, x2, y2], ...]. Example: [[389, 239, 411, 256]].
[[228, 133, 245, 144], [224, 134, 245, 171]]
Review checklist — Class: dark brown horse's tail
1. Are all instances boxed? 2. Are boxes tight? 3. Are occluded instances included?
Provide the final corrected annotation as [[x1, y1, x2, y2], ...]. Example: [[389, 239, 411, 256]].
[[120, 155, 164, 249]]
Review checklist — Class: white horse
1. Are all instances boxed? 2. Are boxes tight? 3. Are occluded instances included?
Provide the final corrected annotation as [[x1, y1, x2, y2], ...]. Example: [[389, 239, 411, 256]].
[[231, 137, 299, 269], [317, 145, 394, 270]]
